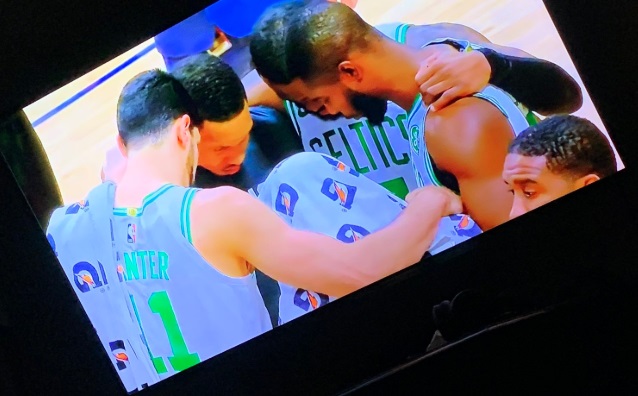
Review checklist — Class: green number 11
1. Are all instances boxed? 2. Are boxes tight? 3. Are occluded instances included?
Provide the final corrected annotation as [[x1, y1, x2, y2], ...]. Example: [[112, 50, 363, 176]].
[[131, 291, 201, 374]]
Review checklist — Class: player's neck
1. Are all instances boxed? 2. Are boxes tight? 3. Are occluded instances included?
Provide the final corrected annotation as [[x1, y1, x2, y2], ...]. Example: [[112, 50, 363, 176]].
[[373, 41, 423, 110], [115, 148, 187, 206]]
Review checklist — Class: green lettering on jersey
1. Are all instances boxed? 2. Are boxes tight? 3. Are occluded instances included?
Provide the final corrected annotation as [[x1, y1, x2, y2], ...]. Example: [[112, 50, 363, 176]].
[[309, 137, 323, 151], [138, 251, 148, 279], [337, 127, 369, 173], [149, 291, 200, 372], [322, 130, 343, 160], [349, 122, 378, 171], [396, 113, 410, 140], [380, 177, 410, 200], [149, 250, 159, 279], [124, 252, 140, 281], [158, 251, 170, 280], [377, 117, 410, 166], [367, 120, 391, 169]]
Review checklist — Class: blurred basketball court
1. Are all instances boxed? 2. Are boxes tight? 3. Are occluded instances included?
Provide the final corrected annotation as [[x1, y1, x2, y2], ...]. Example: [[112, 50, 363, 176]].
[[22, 0, 621, 204]]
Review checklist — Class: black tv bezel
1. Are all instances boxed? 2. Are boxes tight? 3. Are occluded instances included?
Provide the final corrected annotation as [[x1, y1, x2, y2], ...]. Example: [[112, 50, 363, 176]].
[[1, 0, 637, 395]]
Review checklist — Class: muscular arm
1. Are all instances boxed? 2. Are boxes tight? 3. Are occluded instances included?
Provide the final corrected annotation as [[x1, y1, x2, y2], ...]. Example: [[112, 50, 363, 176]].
[[192, 186, 448, 298], [426, 97, 514, 230], [407, 23, 583, 114]]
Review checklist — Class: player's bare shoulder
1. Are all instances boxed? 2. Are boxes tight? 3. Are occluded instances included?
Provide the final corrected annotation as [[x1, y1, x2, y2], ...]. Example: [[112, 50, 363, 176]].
[[425, 97, 511, 173], [191, 186, 252, 218]]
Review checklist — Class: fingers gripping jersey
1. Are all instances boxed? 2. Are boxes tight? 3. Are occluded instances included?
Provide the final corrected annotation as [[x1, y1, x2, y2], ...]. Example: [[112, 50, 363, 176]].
[[407, 38, 539, 189], [252, 152, 482, 324], [283, 24, 416, 200]]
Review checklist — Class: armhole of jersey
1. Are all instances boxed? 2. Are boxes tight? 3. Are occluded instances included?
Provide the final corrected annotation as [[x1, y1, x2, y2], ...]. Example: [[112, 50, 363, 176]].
[[283, 100, 302, 138], [180, 188, 199, 244], [472, 86, 534, 136]]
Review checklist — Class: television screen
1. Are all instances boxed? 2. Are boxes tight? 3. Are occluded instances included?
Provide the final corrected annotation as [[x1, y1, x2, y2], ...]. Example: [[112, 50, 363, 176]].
[[10, 0, 624, 393]]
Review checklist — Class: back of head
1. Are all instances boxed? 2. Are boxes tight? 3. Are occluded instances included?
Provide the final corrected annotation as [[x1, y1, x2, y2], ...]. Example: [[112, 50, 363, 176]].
[[117, 69, 200, 149], [509, 115, 617, 179], [171, 53, 247, 123], [285, 1, 378, 83], [250, 0, 308, 84]]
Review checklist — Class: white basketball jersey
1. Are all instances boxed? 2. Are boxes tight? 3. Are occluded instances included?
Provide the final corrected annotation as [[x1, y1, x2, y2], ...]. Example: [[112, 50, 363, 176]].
[[252, 152, 482, 325], [48, 182, 272, 391], [111, 184, 272, 381], [282, 24, 416, 200]]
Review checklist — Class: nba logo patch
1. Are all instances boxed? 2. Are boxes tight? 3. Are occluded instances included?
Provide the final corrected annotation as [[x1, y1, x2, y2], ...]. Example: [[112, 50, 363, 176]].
[[109, 340, 130, 371], [127, 224, 136, 243], [275, 183, 299, 217], [336, 224, 370, 243], [321, 178, 357, 210]]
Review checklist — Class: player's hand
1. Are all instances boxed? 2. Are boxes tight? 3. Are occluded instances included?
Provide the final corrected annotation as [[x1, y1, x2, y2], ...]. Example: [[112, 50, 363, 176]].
[[405, 186, 463, 217], [415, 49, 491, 112]]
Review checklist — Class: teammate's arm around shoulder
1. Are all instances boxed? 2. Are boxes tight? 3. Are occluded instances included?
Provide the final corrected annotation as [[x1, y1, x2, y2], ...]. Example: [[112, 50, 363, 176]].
[[192, 185, 460, 298], [425, 98, 514, 231], [411, 23, 583, 114]]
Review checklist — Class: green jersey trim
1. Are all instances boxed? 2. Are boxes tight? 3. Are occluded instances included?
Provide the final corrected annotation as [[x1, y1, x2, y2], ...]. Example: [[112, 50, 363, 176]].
[[394, 23, 412, 44], [113, 184, 174, 217], [180, 188, 198, 244], [283, 100, 302, 137]]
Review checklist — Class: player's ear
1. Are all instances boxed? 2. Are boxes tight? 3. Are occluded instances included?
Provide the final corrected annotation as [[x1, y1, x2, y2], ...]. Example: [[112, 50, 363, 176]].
[[116, 135, 127, 157], [174, 114, 192, 149], [338, 61, 362, 85], [576, 173, 600, 188]]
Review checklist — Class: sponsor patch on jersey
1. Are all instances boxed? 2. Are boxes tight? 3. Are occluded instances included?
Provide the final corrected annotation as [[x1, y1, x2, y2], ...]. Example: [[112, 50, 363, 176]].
[[109, 340, 130, 371], [321, 179, 357, 210], [320, 155, 360, 177], [65, 199, 90, 214], [336, 224, 370, 243], [450, 214, 482, 238], [72, 261, 108, 293], [275, 183, 299, 217]]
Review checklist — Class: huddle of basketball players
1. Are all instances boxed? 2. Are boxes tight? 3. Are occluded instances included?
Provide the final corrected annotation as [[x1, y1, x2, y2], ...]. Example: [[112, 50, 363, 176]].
[[46, 1, 618, 392]]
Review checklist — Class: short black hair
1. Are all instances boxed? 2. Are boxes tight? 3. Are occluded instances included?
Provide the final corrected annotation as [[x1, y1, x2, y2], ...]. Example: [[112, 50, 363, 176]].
[[250, 0, 307, 85], [285, 1, 379, 83], [509, 115, 617, 179], [171, 52, 246, 123], [117, 69, 200, 148]]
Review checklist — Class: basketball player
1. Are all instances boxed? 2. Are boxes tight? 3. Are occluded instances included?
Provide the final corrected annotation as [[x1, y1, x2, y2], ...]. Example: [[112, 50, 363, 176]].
[[170, 53, 302, 190], [265, 1, 557, 230], [48, 69, 462, 391], [504, 114, 617, 219], [247, 1, 582, 202]]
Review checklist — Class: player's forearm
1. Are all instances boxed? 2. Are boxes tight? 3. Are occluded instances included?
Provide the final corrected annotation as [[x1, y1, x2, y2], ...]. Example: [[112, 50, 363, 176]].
[[245, 75, 285, 111], [476, 47, 583, 114], [331, 199, 446, 294]]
